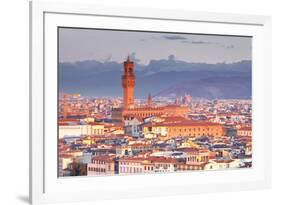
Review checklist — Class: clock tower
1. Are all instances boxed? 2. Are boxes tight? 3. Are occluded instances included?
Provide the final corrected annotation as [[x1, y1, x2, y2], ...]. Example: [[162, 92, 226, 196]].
[[122, 56, 135, 109]]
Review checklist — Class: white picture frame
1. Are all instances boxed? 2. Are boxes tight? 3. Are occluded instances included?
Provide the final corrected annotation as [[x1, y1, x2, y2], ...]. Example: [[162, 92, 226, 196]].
[[30, 1, 272, 204]]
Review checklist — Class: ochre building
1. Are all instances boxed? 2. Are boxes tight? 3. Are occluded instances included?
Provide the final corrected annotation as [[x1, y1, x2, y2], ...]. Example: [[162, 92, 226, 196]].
[[143, 121, 226, 139]]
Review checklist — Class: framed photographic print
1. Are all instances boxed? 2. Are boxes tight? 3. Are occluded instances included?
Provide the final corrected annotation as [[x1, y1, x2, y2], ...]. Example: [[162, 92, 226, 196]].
[[30, 1, 272, 204]]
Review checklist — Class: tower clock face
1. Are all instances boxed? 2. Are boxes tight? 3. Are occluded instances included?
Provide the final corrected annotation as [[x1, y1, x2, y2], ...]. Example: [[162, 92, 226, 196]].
[[123, 78, 135, 87]]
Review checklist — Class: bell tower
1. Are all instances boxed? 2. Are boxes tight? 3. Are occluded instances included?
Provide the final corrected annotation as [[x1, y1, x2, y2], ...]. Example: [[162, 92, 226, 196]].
[[122, 56, 135, 109]]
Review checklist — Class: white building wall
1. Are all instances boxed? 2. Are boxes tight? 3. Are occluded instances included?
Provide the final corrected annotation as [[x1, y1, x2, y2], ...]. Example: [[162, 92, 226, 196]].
[[59, 124, 104, 138], [119, 161, 143, 174]]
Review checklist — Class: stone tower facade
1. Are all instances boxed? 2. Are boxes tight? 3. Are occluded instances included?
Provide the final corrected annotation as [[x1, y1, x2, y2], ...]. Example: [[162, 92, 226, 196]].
[[147, 93, 152, 107], [122, 56, 135, 109]]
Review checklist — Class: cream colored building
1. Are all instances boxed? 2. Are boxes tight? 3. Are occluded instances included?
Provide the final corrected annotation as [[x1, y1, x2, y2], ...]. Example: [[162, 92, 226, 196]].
[[143, 121, 225, 139], [59, 124, 104, 138], [237, 127, 252, 137], [87, 156, 115, 176], [143, 125, 168, 139], [204, 159, 241, 170]]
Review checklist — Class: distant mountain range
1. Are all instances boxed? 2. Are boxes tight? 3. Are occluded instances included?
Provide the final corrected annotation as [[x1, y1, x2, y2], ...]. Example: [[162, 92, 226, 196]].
[[59, 58, 252, 99]]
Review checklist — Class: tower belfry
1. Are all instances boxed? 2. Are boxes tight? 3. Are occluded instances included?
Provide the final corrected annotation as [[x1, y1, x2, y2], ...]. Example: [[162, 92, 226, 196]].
[[122, 56, 135, 109]]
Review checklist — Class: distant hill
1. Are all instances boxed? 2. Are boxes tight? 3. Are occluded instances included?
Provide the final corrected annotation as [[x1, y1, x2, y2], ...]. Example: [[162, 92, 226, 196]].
[[155, 76, 251, 99], [59, 58, 251, 99]]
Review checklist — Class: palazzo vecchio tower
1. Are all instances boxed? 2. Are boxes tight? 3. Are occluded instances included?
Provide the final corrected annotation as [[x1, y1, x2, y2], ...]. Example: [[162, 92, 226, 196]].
[[111, 56, 188, 122], [122, 56, 136, 109]]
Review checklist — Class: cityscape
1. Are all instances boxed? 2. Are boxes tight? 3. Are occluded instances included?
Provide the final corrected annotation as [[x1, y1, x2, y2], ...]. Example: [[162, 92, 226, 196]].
[[58, 28, 252, 177]]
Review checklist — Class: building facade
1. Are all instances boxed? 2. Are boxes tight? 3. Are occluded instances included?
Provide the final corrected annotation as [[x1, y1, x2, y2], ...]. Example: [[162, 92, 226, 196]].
[[87, 155, 116, 176], [237, 126, 252, 137], [118, 156, 178, 174], [143, 121, 225, 139], [59, 123, 104, 139]]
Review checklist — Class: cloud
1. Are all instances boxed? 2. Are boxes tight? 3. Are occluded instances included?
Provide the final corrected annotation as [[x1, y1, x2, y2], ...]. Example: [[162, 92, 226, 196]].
[[181, 40, 235, 49], [182, 40, 212, 44], [139, 36, 160, 42], [168, 54, 176, 61], [162, 35, 188, 40], [225, 45, 235, 49], [130, 52, 141, 63], [191, 40, 212, 44], [103, 55, 112, 62]]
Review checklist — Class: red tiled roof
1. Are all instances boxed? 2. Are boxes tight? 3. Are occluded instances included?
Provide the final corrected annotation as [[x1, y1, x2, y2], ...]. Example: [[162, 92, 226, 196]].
[[92, 155, 115, 162], [238, 127, 252, 131], [144, 120, 221, 127], [119, 156, 178, 164], [176, 147, 199, 153], [214, 159, 234, 163], [59, 154, 73, 159], [160, 116, 189, 123]]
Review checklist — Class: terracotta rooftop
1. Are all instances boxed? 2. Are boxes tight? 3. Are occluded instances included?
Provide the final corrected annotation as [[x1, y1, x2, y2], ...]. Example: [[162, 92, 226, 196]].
[[119, 156, 179, 164], [238, 127, 252, 131], [92, 155, 115, 162], [144, 120, 221, 127]]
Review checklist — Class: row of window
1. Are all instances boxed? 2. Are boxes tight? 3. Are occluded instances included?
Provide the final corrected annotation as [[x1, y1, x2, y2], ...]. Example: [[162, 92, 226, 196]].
[[120, 162, 141, 166], [169, 128, 219, 132], [120, 162, 172, 169], [119, 166, 165, 173], [152, 127, 219, 132], [187, 156, 209, 162], [168, 132, 219, 137], [237, 131, 252, 135], [130, 112, 162, 117], [177, 165, 204, 170], [93, 160, 109, 165], [120, 166, 143, 173], [91, 129, 104, 135], [144, 166, 154, 171], [88, 167, 106, 172]]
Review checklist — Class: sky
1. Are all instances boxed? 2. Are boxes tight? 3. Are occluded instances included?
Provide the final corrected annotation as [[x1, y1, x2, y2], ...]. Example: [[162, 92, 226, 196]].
[[58, 27, 252, 64]]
